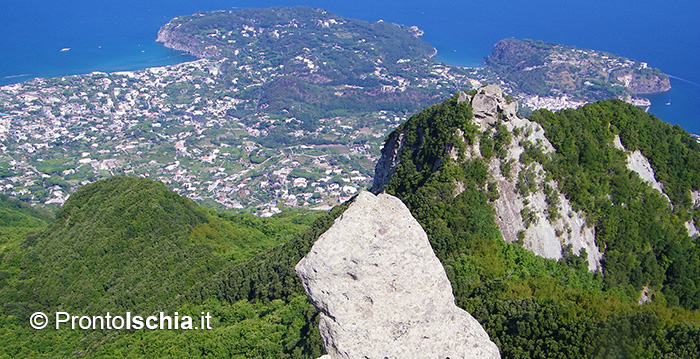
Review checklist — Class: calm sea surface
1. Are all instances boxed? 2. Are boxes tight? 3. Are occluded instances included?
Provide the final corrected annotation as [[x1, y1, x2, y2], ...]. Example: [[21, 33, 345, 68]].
[[1, 0, 698, 133]]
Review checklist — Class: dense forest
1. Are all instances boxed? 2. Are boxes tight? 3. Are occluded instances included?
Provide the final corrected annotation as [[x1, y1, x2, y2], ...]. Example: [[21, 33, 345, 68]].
[[529, 100, 700, 309], [2, 97, 700, 358], [0, 177, 331, 357]]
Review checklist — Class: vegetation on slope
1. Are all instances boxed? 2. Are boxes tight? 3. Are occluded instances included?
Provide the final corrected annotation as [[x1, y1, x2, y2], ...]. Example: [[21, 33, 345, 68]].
[[0, 194, 51, 252], [529, 100, 700, 309], [0, 194, 51, 301], [0, 176, 329, 358], [380, 94, 700, 358]]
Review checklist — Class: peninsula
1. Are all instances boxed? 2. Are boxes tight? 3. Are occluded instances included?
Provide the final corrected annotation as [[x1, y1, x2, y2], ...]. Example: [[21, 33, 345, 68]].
[[486, 38, 670, 112]]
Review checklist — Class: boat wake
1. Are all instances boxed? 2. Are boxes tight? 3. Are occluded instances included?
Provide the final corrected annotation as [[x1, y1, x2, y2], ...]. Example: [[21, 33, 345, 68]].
[[668, 75, 700, 88], [2, 74, 31, 80]]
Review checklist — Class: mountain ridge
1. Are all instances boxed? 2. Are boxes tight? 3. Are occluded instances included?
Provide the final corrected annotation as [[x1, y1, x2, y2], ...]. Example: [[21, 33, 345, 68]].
[[373, 85, 602, 269], [1, 6, 699, 358], [373, 84, 700, 307]]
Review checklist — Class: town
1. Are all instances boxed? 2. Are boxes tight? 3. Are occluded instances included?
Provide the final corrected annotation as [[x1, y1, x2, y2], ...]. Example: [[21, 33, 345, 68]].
[[2, 14, 677, 216], [0, 56, 479, 216]]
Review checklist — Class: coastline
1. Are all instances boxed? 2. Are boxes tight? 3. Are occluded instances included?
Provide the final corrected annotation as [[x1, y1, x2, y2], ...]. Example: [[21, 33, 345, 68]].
[[0, 46, 196, 87]]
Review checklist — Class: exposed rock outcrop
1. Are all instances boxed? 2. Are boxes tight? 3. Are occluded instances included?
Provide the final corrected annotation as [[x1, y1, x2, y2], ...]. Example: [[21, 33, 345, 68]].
[[474, 88, 601, 271], [628, 151, 665, 191], [371, 132, 406, 193], [156, 23, 223, 58], [692, 190, 700, 208], [685, 220, 699, 237], [639, 286, 655, 305], [295, 191, 500, 359], [471, 84, 519, 129], [612, 135, 669, 200], [372, 85, 603, 271], [488, 153, 601, 271], [687, 190, 700, 237]]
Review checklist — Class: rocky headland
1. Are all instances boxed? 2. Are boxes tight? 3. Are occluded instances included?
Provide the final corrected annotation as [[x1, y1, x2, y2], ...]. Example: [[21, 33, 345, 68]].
[[486, 38, 671, 104]]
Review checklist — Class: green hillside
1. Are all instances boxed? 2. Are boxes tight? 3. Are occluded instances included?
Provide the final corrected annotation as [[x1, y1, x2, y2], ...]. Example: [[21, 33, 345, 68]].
[[529, 100, 700, 309], [0, 194, 50, 247], [379, 94, 700, 357], [0, 193, 51, 296], [0, 176, 328, 357]]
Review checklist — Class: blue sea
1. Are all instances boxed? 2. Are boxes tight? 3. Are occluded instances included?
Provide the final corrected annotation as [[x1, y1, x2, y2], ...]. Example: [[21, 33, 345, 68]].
[[1, 0, 699, 133]]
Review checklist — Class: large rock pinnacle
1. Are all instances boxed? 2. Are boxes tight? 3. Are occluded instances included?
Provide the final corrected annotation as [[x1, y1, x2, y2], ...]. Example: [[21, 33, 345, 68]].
[[295, 191, 501, 359], [471, 84, 518, 129]]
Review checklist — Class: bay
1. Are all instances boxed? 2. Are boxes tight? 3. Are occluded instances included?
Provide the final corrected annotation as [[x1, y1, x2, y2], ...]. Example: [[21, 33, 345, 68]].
[[1, 0, 698, 133]]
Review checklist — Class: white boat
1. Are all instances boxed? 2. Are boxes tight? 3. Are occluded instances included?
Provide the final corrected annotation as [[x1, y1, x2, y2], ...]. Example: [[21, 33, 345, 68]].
[[60, 47, 71, 52]]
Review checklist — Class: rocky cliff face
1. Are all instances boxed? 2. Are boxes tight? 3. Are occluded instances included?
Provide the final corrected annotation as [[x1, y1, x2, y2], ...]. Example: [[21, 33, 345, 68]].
[[295, 191, 500, 359], [689, 190, 700, 237], [612, 135, 667, 196], [374, 85, 603, 270], [471, 86, 601, 270], [470, 84, 519, 129], [371, 132, 406, 193], [157, 22, 223, 58]]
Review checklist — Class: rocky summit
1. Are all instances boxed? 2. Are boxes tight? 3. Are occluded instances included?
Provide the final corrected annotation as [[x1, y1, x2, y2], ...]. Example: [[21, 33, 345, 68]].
[[295, 191, 500, 359]]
